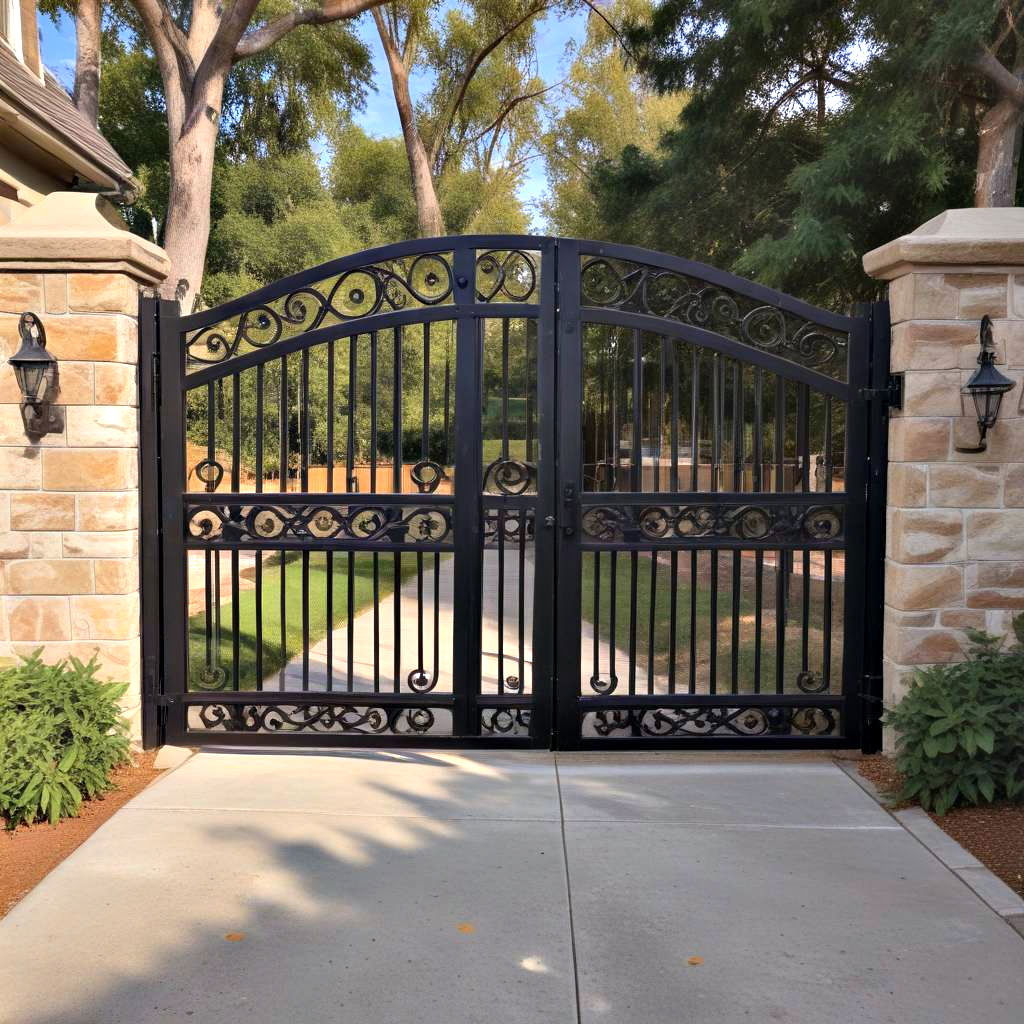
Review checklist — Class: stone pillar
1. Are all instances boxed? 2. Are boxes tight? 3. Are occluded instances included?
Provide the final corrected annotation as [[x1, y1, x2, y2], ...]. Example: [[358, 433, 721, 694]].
[[864, 209, 1024, 748], [0, 193, 169, 741]]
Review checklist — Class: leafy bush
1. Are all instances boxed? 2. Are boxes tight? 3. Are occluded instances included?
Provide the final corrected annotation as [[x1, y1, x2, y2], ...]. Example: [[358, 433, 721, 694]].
[[0, 652, 130, 829], [884, 617, 1024, 815]]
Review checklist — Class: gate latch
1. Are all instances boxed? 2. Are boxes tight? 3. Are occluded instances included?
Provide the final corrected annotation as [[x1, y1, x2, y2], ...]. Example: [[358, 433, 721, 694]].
[[859, 374, 903, 409], [562, 484, 578, 536]]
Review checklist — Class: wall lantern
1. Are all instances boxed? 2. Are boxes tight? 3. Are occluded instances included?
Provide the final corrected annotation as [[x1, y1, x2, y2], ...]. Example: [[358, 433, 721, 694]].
[[9, 312, 63, 438], [955, 314, 1015, 454]]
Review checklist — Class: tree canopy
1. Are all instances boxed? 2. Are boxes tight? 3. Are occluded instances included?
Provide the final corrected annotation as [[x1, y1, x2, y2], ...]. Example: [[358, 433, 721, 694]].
[[593, 0, 1023, 308]]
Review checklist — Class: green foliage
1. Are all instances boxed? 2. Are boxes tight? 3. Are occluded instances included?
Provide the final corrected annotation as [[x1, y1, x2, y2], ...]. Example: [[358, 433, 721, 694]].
[[0, 653, 130, 830], [884, 618, 1024, 816], [541, 0, 684, 238], [594, 0, 1010, 308]]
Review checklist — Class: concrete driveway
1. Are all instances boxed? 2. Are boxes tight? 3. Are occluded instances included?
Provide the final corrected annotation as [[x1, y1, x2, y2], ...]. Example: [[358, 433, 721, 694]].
[[0, 752, 1021, 1024]]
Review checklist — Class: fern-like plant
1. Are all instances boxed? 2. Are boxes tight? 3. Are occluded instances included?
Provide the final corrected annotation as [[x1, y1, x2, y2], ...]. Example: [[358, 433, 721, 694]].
[[884, 616, 1024, 815], [0, 651, 130, 829]]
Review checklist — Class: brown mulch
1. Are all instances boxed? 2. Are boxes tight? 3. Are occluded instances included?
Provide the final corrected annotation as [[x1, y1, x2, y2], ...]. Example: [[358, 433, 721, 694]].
[[0, 751, 164, 919], [858, 754, 1024, 898]]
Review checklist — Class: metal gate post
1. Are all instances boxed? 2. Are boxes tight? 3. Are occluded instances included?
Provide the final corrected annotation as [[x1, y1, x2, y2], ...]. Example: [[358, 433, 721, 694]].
[[139, 294, 163, 749], [553, 240, 584, 748], [451, 244, 483, 737], [860, 300, 892, 753]]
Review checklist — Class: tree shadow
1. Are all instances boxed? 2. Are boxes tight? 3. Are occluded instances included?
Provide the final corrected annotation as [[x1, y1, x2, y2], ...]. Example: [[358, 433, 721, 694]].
[[0, 750, 576, 1024]]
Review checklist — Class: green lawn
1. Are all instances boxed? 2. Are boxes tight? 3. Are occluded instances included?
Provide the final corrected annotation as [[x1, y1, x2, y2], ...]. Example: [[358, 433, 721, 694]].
[[188, 551, 417, 690], [580, 550, 842, 694]]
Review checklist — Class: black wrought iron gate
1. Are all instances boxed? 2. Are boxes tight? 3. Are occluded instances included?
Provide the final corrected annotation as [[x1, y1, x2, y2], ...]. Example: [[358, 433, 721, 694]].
[[140, 236, 890, 750]]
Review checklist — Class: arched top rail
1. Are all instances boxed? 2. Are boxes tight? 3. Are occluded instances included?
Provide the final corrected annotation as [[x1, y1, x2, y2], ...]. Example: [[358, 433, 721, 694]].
[[175, 234, 855, 384]]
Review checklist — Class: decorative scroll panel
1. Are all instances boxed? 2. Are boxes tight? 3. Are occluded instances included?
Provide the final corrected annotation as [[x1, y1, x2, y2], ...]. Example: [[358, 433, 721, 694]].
[[187, 703, 452, 735], [579, 256, 848, 381], [186, 501, 455, 546], [582, 705, 839, 738], [580, 502, 844, 544]]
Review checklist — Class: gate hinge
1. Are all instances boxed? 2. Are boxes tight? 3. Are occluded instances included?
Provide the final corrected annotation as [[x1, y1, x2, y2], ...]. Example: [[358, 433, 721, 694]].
[[859, 374, 903, 409], [155, 694, 178, 707], [151, 351, 160, 397], [860, 674, 883, 707]]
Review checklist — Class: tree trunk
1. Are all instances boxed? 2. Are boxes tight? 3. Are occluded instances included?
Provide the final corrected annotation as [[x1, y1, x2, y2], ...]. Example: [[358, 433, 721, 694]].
[[74, 0, 102, 126], [160, 116, 220, 309], [975, 96, 1024, 206], [373, 12, 446, 237], [403, 123, 446, 237]]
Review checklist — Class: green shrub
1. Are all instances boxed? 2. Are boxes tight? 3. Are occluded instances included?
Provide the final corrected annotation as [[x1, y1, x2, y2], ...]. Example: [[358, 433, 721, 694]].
[[0, 652, 130, 829], [884, 617, 1024, 815]]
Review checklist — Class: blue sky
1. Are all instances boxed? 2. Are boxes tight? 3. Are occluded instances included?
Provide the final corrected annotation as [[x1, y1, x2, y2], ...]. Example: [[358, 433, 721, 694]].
[[37, 6, 589, 226]]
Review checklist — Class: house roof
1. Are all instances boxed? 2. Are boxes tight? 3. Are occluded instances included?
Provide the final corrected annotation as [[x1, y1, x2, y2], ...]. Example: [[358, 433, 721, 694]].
[[0, 44, 136, 195]]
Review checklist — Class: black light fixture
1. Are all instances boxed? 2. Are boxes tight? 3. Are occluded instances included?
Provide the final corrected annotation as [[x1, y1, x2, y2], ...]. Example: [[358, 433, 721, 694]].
[[955, 314, 1015, 454], [9, 312, 62, 438]]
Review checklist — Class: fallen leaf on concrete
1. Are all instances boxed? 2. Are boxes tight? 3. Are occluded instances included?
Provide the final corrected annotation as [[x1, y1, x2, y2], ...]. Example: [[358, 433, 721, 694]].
[[456, 923, 475, 934], [224, 933, 246, 942], [686, 956, 704, 966]]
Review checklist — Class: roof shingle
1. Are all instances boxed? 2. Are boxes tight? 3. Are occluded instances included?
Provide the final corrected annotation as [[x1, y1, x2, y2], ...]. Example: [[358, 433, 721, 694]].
[[0, 44, 135, 191]]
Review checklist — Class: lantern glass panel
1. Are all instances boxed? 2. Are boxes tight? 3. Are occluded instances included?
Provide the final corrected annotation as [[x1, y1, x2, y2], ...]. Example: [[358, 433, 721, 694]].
[[16, 363, 46, 402]]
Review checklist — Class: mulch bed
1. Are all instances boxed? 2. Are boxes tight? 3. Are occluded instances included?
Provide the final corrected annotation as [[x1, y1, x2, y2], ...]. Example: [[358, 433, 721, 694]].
[[0, 751, 164, 919], [858, 755, 1024, 898]]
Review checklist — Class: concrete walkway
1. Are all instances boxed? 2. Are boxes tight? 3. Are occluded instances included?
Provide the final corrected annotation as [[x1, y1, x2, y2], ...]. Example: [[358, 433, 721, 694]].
[[1, 753, 1021, 1023]]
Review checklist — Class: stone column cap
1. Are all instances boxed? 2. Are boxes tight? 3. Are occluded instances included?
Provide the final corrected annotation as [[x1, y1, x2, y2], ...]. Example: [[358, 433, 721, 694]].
[[0, 192, 170, 286], [864, 208, 1024, 280]]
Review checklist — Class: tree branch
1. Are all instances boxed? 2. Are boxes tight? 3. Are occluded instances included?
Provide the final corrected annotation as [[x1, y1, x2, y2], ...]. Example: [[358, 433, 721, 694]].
[[466, 79, 563, 150], [971, 47, 1024, 105], [427, 1, 551, 166], [234, 0, 389, 61], [576, 0, 636, 63]]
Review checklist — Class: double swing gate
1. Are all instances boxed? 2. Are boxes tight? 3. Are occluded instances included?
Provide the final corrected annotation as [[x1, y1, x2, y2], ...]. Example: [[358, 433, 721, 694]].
[[140, 236, 890, 750]]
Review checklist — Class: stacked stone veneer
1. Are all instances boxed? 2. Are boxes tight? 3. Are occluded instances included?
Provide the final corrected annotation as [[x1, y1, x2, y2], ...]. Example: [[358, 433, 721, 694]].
[[865, 209, 1024, 746], [0, 193, 168, 740]]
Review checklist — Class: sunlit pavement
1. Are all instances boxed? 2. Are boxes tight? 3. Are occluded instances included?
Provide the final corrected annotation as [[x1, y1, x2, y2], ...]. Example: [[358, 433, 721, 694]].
[[1, 752, 1022, 1024]]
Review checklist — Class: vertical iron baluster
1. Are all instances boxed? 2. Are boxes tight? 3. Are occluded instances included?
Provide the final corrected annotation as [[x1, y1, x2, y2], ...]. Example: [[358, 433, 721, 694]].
[[775, 376, 786, 693], [348, 333, 357, 692], [799, 383, 810, 676], [631, 329, 642, 491], [609, 552, 618, 693], [823, 396, 834, 687], [525, 320, 535, 463], [422, 322, 433, 689], [611, 335, 620, 489], [326, 339, 335, 692], [647, 546, 657, 695], [731, 363, 742, 693], [371, 331, 380, 692], [205, 381, 216, 684], [689, 346, 699, 695], [393, 325, 403, 691], [231, 373, 240, 690], [254, 364, 264, 689], [592, 550, 601, 691], [278, 357, 287, 690], [497, 506, 505, 694], [300, 347, 310, 691], [628, 550, 638, 695], [517, 507, 526, 691], [668, 341, 679, 694], [709, 354, 721, 694], [501, 318, 510, 460], [753, 368, 764, 692]]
